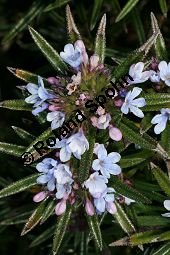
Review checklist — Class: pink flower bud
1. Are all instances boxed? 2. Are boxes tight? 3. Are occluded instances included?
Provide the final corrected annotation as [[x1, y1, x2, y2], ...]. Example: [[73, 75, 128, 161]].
[[91, 116, 98, 127], [75, 40, 88, 65], [90, 54, 99, 69], [47, 77, 59, 85], [48, 105, 60, 111], [73, 182, 79, 190], [114, 99, 124, 107], [85, 198, 95, 216], [33, 191, 47, 203], [109, 126, 122, 141], [106, 202, 117, 214], [97, 106, 105, 116], [55, 199, 66, 215]]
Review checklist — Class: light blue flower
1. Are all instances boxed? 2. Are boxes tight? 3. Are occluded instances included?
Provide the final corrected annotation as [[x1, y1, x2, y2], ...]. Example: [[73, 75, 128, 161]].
[[92, 144, 121, 179], [54, 163, 73, 199], [53, 129, 89, 162], [151, 108, 170, 134], [47, 111, 65, 130], [94, 188, 116, 214], [162, 200, 170, 217], [25, 76, 54, 115], [36, 158, 58, 191], [84, 172, 108, 198], [121, 87, 146, 118], [60, 43, 82, 68]]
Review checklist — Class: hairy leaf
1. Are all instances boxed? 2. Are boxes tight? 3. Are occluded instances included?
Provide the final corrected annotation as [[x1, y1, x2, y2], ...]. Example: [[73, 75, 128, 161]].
[[115, 0, 140, 22], [0, 99, 32, 111], [95, 14, 106, 63]]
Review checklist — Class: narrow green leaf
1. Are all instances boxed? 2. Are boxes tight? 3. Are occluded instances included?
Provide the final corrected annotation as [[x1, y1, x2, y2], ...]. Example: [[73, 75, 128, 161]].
[[0, 99, 32, 111], [2, 0, 45, 43], [53, 205, 73, 255], [151, 13, 167, 60], [29, 27, 68, 73], [66, 5, 81, 42], [12, 126, 35, 144], [0, 142, 26, 157], [114, 202, 136, 235], [131, 7, 146, 45], [0, 211, 32, 225], [7, 67, 45, 84], [78, 127, 96, 184], [153, 242, 170, 255], [90, 0, 103, 30], [86, 214, 103, 251], [30, 225, 55, 247], [0, 174, 40, 198], [161, 123, 170, 157], [44, 0, 71, 12], [152, 165, 170, 197], [41, 199, 56, 224], [159, 0, 168, 18], [21, 200, 47, 236], [115, 0, 140, 22], [95, 14, 106, 63], [143, 93, 170, 111], [137, 216, 170, 227]]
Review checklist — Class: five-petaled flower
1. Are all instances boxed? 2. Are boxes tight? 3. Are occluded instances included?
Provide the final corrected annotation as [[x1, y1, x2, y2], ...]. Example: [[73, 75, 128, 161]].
[[47, 111, 65, 130], [94, 188, 117, 214], [121, 87, 146, 118], [92, 144, 121, 178], [158, 61, 170, 86], [151, 108, 170, 134], [127, 62, 150, 84], [60, 43, 82, 68]]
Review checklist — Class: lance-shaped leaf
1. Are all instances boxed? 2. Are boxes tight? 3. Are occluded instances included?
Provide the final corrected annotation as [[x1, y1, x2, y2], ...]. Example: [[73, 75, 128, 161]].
[[30, 225, 55, 247], [95, 14, 106, 63], [131, 7, 146, 45], [7, 67, 45, 84], [41, 199, 56, 224], [0, 211, 32, 225], [143, 93, 170, 111], [78, 127, 96, 184], [114, 202, 136, 235], [153, 242, 170, 255], [137, 215, 170, 227], [151, 13, 167, 60], [29, 27, 68, 73], [152, 164, 170, 197], [0, 142, 26, 157], [44, 0, 71, 12], [21, 200, 47, 236], [90, 0, 103, 30], [2, 0, 45, 43], [0, 99, 32, 111], [159, 0, 168, 18], [110, 176, 151, 203], [86, 214, 103, 251], [53, 205, 73, 255], [115, 0, 140, 23], [12, 126, 35, 144], [66, 5, 81, 42], [112, 33, 157, 79], [0, 173, 40, 198]]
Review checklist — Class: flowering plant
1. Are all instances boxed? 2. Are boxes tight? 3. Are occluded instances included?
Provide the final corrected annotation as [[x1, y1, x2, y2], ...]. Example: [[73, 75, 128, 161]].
[[1, 5, 170, 254]]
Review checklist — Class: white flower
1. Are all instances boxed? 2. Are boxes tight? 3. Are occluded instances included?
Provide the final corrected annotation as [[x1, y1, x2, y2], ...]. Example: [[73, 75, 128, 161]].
[[158, 61, 170, 86], [54, 129, 89, 162], [60, 43, 82, 68], [47, 111, 65, 130], [128, 62, 150, 84], [151, 108, 170, 134], [162, 200, 170, 217], [84, 172, 108, 198], [92, 144, 121, 178], [121, 87, 146, 118], [149, 70, 160, 83], [124, 196, 135, 205], [94, 188, 117, 214], [25, 76, 54, 115], [66, 71, 81, 95]]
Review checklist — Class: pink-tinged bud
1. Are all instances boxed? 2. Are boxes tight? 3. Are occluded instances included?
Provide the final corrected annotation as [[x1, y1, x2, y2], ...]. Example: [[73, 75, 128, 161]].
[[97, 106, 105, 116], [90, 54, 99, 70], [55, 199, 66, 215], [47, 77, 59, 85], [48, 105, 60, 111], [114, 99, 123, 107], [109, 126, 122, 141], [106, 202, 117, 214], [75, 40, 88, 65], [151, 57, 158, 70], [55, 151, 60, 158], [33, 191, 47, 203], [69, 192, 75, 205], [85, 198, 95, 216], [73, 182, 79, 190], [91, 116, 98, 127]]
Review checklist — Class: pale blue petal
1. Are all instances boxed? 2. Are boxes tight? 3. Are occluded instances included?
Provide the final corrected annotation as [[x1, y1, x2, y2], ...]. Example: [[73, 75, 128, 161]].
[[37, 175, 49, 184], [26, 83, 38, 94], [94, 197, 106, 213], [130, 105, 144, 118], [132, 98, 146, 107], [60, 147, 71, 162], [92, 159, 101, 171], [121, 103, 129, 114]]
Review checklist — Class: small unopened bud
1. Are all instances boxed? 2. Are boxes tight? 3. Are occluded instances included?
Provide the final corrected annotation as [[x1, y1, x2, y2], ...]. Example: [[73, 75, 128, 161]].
[[85, 198, 95, 216], [47, 77, 59, 85], [106, 202, 117, 214], [33, 191, 47, 203], [109, 126, 122, 141], [55, 199, 66, 215], [114, 99, 123, 107], [90, 54, 99, 70], [48, 105, 61, 111], [75, 40, 88, 65]]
